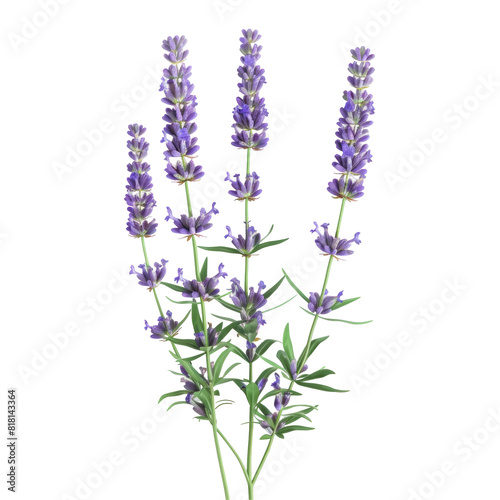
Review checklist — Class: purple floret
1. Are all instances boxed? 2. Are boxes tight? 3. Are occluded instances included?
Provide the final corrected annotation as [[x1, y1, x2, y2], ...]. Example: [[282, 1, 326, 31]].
[[310, 222, 361, 258], [165, 202, 219, 240], [129, 259, 168, 290]]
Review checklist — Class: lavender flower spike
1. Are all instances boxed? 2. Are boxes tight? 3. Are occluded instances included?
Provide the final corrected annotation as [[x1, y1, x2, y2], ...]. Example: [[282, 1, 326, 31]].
[[311, 222, 361, 258], [308, 290, 344, 315], [160, 36, 205, 184], [330, 47, 375, 193], [231, 29, 269, 150], [124, 125, 158, 238], [166, 202, 219, 240], [129, 259, 168, 290]]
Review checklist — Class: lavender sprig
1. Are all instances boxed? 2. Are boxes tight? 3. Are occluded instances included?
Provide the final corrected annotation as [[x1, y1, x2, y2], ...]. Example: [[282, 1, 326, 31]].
[[252, 46, 375, 486], [159, 36, 230, 498]]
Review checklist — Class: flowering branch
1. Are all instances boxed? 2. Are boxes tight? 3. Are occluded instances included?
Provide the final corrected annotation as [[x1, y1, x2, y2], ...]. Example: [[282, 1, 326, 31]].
[[252, 46, 376, 486], [124, 31, 376, 500]]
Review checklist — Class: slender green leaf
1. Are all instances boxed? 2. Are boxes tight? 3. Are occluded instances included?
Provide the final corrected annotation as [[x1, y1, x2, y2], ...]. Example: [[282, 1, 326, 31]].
[[255, 340, 279, 359], [245, 382, 260, 408], [253, 238, 289, 252], [282, 324, 294, 361], [219, 320, 245, 343], [177, 309, 192, 330], [212, 313, 238, 323], [165, 295, 201, 305], [299, 368, 336, 382], [213, 349, 231, 381], [330, 296, 361, 311], [295, 380, 348, 392], [261, 295, 296, 314], [158, 390, 188, 403], [277, 425, 315, 435], [276, 349, 291, 374], [259, 389, 302, 404], [256, 367, 278, 385], [218, 342, 248, 362], [160, 281, 190, 294], [192, 302, 203, 333], [282, 404, 319, 412], [260, 355, 284, 372], [300, 307, 372, 325], [215, 297, 241, 313], [165, 337, 199, 349], [282, 411, 313, 424], [222, 362, 241, 378], [165, 401, 188, 412], [297, 336, 329, 368], [260, 224, 274, 243], [200, 257, 208, 281], [282, 269, 309, 302], [263, 276, 286, 299], [198, 245, 241, 254], [173, 351, 205, 363]]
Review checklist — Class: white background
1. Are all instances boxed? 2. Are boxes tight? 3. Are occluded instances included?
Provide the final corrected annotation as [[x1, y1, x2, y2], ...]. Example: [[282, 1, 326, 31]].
[[2, 1, 500, 499]]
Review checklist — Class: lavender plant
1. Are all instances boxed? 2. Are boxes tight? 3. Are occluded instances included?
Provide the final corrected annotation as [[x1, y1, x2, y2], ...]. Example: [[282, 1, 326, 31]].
[[124, 32, 375, 499]]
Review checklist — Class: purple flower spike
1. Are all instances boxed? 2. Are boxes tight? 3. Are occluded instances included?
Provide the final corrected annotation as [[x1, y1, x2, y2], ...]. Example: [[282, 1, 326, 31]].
[[231, 29, 269, 150], [308, 290, 344, 315], [166, 202, 218, 240], [194, 324, 220, 348], [144, 311, 179, 340], [160, 36, 204, 188], [225, 172, 262, 201], [175, 264, 227, 301], [310, 222, 361, 259], [330, 47, 375, 192], [225, 225, 261, 256], [129, 259, 168, 290], [124, 126, 158, 238]]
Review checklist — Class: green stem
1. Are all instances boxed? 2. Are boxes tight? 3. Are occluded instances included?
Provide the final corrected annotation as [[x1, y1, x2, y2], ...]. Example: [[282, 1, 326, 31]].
[[244, 147, 255, 500], [140, 235, 181, 358], [183, 176, 230, 499], [247, 362, 254, 499], [217, 428, 251, 484]]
